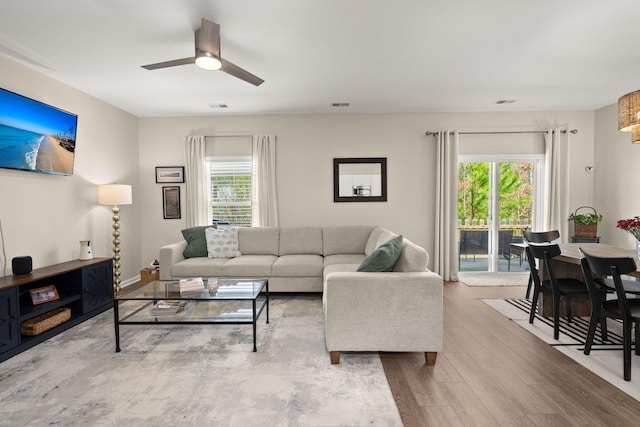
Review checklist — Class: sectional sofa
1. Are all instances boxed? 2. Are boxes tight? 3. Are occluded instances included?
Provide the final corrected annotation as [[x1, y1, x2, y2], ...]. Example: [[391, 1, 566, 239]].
[[159, 225, 443, 364]]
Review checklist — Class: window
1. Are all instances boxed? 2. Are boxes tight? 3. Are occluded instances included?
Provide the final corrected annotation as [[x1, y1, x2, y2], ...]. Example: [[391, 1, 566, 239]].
[[207, 157, 252, 227], [458, 154, 543, 273]]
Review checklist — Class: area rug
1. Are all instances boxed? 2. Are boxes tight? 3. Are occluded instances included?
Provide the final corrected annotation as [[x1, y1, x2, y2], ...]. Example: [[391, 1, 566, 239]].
[[460, 273, 529, 287], [484, 298, 640, 401], [0, 295, 402, 426]]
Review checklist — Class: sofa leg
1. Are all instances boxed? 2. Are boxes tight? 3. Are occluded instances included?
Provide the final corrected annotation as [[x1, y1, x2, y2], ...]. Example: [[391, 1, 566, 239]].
[[425, 352, 437, 366], [330, 351, 340, 364]]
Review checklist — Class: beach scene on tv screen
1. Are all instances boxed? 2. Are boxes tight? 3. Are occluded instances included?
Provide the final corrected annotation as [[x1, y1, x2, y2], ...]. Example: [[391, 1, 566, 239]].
[[0, 88, 77, 175]]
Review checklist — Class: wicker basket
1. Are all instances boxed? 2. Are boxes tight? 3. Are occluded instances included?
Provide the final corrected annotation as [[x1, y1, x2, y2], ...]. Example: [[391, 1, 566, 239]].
[[140, 267, 159, 285], [572, 206, 599, 238], [21, 308, 71, 336], [575, 222, 597, 238]]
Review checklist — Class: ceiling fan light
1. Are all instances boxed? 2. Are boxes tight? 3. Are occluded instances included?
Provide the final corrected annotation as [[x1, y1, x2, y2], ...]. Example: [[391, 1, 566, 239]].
[[195, 51, 221, 71]]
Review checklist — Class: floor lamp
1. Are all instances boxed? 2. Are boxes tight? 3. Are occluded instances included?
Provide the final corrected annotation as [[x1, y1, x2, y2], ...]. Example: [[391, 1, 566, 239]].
[[98, 184, 132, 296]]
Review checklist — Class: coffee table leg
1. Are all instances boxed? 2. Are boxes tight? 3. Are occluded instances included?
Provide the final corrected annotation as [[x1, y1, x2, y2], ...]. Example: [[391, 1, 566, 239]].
[[114, 300, 121, 353], [252, 299, 257, 352], [266, 280, 270, 324]]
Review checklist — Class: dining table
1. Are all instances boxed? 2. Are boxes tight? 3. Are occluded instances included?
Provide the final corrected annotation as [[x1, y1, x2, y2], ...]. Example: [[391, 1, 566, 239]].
[[536, 243, 640, 316]]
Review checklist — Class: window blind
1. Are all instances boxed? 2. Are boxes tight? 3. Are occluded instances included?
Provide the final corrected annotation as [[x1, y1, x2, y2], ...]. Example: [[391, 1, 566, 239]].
[[208, 159, 252, 227]]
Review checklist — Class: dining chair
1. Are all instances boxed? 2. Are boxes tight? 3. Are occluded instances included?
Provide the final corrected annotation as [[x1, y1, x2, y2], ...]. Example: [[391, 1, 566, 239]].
[[523, 230, 560, 299], [507, 235, 525, 271], [523, 230, 560, 244], [525, 243, 591, 339], [498, 229, 513, 261], [579, 249, 640, 381]]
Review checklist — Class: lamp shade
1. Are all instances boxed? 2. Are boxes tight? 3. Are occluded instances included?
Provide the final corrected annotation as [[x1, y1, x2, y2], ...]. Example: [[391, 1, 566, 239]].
[[98, 184, 132, 205], [632, 127, 640, 144], [618, 90, 640, 132]]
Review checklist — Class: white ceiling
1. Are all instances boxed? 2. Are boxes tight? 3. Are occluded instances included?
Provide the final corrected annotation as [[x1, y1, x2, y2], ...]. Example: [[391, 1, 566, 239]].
[[1, 0, 640, 117]]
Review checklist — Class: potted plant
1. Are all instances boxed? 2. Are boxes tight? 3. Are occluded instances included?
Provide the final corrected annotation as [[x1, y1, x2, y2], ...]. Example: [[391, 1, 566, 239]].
[[569, 206, 603, 238]]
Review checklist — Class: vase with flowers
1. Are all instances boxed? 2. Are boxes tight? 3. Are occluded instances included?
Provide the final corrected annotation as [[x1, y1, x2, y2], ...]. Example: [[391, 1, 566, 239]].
[[616, 216, 640, 259]]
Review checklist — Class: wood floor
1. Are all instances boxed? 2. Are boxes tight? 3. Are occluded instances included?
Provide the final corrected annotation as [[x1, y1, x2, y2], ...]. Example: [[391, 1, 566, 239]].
[[380, 282, 640, 426]]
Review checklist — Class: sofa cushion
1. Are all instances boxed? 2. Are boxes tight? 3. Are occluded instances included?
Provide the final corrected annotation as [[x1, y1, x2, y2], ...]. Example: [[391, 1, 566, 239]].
[[393, 238, 428, 272], [279, 227, 323, 255], [238, 227, 280, 255], [205, 227, 242, 258], [322, 225, 373, 256], [220, 255, 277, 276], [365, 226, 398, 256], [172, 257, 227, 278], [324, 254, 367, 267], [357, 235, 403, 272], [272, 255, 324, 277], [365, 226, 385, 256], [322, 263, 359, 281], [181, 226, 213, 258]]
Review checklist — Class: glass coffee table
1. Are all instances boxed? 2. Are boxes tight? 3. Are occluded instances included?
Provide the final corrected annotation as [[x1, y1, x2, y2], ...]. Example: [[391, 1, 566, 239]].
[[113, 278, 268, 352]]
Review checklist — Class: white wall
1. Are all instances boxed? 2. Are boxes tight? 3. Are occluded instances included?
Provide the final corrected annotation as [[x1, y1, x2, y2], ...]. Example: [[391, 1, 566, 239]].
[[0, 56, 142, 281], [594, 103, 640, 249], [139, 110, 595, 268], [138, 114, 437, 264]]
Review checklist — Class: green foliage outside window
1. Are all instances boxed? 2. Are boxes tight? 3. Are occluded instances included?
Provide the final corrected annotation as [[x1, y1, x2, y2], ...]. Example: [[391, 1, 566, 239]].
[[458, 162, 533, 224]]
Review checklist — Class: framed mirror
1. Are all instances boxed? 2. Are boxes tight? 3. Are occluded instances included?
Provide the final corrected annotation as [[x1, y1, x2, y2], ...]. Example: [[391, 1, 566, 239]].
[[333, 157, 387, 202]]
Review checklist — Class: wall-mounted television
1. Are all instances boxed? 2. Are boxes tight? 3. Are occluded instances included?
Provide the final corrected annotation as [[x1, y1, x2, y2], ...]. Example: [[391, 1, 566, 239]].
[[0, 88, 78, 176]]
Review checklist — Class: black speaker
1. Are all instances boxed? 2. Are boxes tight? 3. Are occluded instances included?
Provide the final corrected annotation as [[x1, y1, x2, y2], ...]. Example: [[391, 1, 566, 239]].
[[12, 256, 32, 275]]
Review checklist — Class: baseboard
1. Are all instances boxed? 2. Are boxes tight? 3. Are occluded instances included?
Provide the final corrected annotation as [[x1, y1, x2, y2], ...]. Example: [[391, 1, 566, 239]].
[[120, 275, 140, 289]]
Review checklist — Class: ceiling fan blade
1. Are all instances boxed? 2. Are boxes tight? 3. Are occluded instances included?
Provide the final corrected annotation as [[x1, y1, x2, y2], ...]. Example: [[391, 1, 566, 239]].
[[221, 59, 264, 86], [141, 18, 263, 85], [196, 18, 220, 58], [141, 57, 195, 70]]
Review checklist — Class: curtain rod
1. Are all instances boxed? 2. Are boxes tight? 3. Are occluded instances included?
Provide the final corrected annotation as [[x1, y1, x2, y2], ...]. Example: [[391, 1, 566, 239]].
[[203, 134, 253, 138], [425, 129, 578, 136]]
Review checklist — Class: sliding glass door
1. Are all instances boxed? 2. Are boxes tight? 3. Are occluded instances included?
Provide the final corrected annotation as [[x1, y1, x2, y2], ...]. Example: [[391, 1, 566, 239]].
[[458, 155, 542, 273]]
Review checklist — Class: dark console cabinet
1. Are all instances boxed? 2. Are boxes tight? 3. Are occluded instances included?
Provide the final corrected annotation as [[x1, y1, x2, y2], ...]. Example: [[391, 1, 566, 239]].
[[0, 258, 113, 363], [0, 287, 19, 354], [82, 263, 113, 312]]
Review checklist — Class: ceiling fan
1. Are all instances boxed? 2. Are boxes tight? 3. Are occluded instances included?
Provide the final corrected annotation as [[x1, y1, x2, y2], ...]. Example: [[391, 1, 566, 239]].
[[141, 18, 264, 86]]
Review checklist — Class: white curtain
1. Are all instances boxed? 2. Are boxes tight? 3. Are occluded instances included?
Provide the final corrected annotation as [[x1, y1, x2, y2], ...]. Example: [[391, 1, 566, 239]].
[[251, 135, 279, 226], [543, 129, 569, 241], [434, 130, 459, 281], [183, 135, 209, 228]]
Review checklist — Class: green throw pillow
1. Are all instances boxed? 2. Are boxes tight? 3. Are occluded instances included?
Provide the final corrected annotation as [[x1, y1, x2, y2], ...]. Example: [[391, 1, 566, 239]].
[[181, 226, 212, 258], [357, 235, 403, 272]]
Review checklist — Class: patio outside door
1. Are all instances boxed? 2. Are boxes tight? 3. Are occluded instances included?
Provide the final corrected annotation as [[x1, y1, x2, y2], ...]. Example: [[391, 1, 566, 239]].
[[458, 156, 541, 273]]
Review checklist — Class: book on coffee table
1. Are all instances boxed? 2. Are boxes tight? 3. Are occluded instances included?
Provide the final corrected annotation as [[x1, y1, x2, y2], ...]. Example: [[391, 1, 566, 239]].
[[179, 277, 204, 286], [150, 300, 188, 316], [168, 278, 205, 295]]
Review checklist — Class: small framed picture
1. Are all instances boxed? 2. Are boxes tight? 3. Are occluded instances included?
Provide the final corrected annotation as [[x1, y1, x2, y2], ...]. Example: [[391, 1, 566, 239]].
[[29, 285, 60, 305], [163, 186, 181, 219], [155, 166, 185, 183]]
